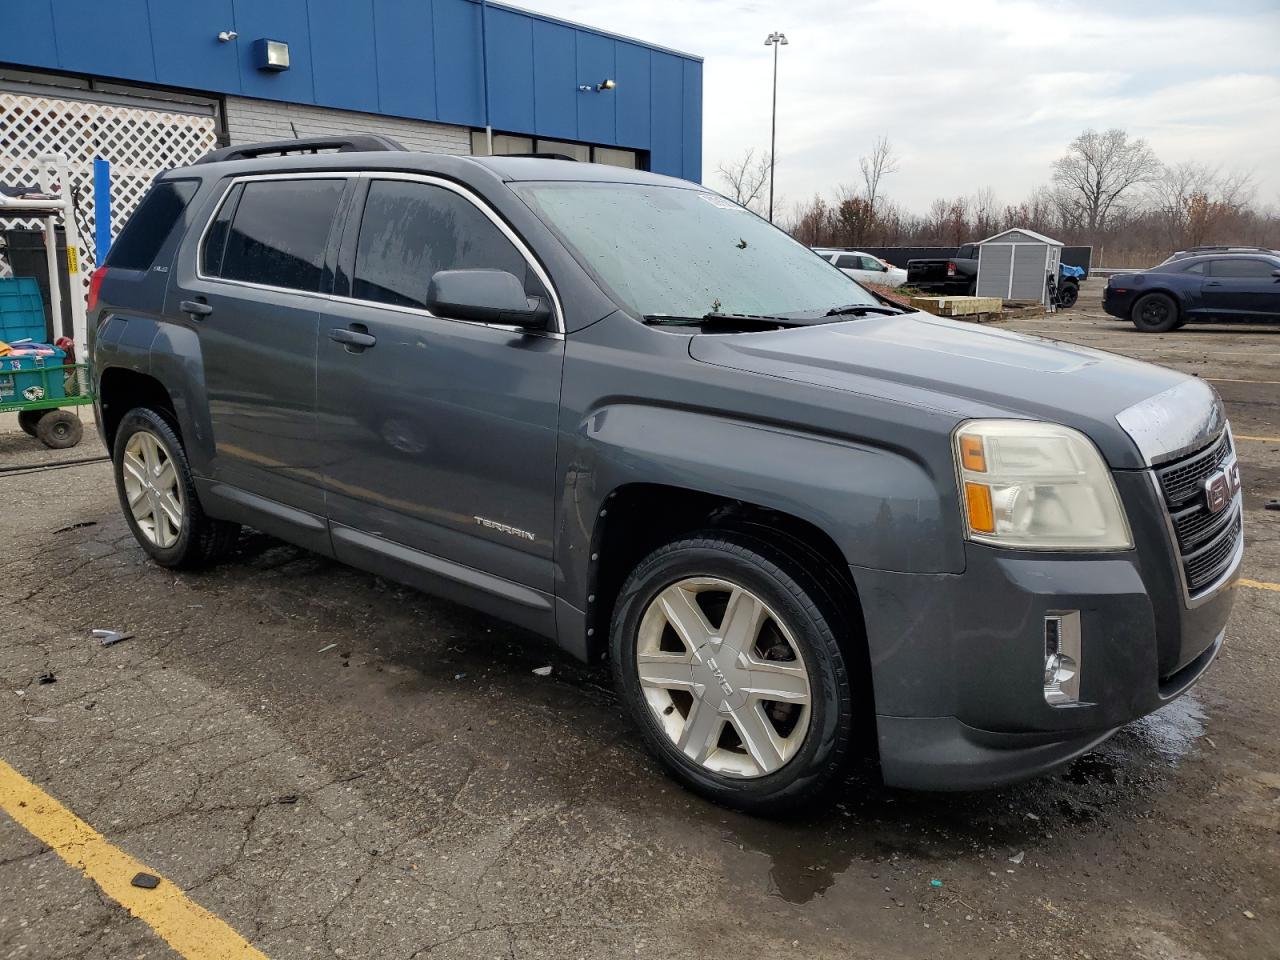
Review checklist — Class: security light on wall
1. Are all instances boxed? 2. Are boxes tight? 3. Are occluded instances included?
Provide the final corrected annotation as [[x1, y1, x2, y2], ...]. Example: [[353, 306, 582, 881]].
[[253, 39, 290, 71], [577, 79, 616, 92]]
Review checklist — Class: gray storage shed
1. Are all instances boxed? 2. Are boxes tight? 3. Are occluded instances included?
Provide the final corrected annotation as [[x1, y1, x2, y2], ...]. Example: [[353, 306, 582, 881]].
[[975, 228, 1063, 305]]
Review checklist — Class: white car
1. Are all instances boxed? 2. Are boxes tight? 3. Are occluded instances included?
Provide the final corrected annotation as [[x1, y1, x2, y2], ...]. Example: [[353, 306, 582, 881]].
[[816, 249, 908, 287]]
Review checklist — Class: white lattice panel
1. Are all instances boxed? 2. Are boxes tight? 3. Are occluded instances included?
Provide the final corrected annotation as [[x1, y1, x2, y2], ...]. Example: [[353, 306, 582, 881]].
[[0, 92, 217, 294]]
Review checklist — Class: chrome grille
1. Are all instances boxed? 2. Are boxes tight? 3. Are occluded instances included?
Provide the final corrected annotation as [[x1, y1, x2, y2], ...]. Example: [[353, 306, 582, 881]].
[[1154, 431, 1240, 596], [1157, 431, 1232, 506]]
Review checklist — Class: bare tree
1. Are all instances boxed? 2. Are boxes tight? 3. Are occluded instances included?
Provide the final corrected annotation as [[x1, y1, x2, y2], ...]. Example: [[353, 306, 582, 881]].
[[859, 135, 899, 218], [717, 149, 772, 213], [1052, 128, 1162, 231]]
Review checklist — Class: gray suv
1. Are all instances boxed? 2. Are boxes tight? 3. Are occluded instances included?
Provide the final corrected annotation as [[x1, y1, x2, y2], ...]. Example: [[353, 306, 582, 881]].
[[90, 137, 1242, 813]]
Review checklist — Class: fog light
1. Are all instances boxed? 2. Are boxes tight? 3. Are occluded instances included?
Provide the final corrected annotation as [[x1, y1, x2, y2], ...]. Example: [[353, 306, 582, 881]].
[[1044, 611, 1081, 706]]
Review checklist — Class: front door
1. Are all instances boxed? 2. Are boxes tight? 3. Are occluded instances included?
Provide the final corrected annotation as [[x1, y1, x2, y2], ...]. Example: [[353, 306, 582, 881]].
[[315, 176, 565, 607], [169, 175, 348, 516], [1203, 257, 1280, 319]]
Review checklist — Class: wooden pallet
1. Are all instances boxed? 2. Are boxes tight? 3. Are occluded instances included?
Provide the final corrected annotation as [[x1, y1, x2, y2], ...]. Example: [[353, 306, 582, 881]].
[[908, 295, 1004, 317]]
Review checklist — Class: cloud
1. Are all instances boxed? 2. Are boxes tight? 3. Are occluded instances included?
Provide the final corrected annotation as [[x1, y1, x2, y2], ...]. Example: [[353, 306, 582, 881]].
[[523, 0, 1280, 212]]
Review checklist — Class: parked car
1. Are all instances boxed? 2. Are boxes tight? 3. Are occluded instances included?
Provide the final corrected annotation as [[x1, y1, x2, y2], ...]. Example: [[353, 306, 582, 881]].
[[1158, 245, 1278, 265], [1104, 253, 1280, 331], [92, 137, 1241, 814], [815, 249, 908, 287], [906, 243, 979, 294]]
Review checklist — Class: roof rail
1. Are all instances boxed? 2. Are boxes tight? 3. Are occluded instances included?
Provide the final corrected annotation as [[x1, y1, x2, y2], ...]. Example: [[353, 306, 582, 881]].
[[195, 135, 408, 165], [499, 152, 580, 162]]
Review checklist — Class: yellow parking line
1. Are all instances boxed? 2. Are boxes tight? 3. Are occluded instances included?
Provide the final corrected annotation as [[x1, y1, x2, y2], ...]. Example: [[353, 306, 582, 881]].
[[0, 758, 267, 959], [1234, 435, 1280, 443], [1206, 378, 1280, 386], [1241, 579, 1280, 593]]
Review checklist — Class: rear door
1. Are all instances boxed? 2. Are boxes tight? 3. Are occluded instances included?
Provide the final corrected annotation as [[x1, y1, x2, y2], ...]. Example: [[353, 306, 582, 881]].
[[834, 253, 873, 283], [315, 174, 565, 616], [168, 174, 348, 520], [1204, 257, 1280, 319]]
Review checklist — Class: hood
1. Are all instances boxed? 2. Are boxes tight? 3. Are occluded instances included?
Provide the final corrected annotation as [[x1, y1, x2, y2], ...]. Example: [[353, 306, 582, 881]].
[[689, 311, 1220, 469]]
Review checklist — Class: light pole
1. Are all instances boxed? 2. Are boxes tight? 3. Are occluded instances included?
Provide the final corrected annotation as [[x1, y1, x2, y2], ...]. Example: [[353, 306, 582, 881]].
[[764, 31, 788, 223]]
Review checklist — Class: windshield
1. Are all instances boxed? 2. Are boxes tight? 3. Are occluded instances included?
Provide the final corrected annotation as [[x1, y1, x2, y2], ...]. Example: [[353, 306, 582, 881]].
[[511, 181, 878, 319]]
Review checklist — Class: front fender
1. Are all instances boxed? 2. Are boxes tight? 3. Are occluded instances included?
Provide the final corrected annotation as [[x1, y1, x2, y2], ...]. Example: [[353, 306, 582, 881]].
[[557, 402, 958, 609]]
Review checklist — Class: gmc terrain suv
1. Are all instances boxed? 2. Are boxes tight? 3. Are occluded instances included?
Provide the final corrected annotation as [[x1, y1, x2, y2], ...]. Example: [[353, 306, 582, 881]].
[[91, 137, 1242, 813]]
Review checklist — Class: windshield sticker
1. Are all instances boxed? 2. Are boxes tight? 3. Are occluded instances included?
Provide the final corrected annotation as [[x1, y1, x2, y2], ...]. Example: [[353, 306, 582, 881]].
[[699, 193, 747, 211]]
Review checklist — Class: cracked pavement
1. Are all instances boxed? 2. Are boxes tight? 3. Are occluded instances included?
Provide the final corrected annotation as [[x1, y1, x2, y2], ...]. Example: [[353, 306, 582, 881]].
[[1, 280, 1278, 959]]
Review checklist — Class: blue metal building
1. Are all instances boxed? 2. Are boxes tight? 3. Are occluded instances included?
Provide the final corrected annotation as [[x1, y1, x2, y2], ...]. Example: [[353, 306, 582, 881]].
[[0, 0, 703, 180]]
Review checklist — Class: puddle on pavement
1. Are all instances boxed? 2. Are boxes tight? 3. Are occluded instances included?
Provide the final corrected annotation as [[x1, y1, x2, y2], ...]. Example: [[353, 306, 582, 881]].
[[709, 695, 1211, 905]]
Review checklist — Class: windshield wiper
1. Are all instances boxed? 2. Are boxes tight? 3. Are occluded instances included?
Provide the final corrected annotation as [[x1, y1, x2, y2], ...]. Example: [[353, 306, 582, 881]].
[[824, 303, 905, 317], [643, 312, 796, 330]]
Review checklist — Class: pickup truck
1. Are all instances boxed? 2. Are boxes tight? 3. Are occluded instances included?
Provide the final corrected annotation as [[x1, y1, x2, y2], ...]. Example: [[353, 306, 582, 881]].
[[906, 243, 979, 294]]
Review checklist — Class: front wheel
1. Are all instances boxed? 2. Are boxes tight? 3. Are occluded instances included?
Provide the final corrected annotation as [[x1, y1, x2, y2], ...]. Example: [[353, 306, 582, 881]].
[[1057, 281, 1079, 308], [1131, 292, 1179, 332], [610, 533, 855, 814], [112, 407, 240, 568]]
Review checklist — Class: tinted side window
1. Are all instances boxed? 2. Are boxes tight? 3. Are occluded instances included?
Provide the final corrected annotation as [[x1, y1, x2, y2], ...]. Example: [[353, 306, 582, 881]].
[[834, 254, 858, 268], [351, 180, 541, 310], [200, 183, 243, 277], [220, 179, 344, 292], [105, 179, 199, 271], [1211, 258, 1274, 278], [1182, 262, 1205, 275]]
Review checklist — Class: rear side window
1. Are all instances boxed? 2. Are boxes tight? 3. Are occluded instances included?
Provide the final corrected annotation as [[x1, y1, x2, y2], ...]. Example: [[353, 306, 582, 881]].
[[350, 179, 542, 310], [105, 179, 199, 271], [834, 254, 858, 268], [217, 179, 344, 292], [1210, 258, 1274, 278]]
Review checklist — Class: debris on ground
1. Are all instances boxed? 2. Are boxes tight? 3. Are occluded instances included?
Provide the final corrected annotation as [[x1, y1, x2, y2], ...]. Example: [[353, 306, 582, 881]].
[[532, 665, 553, 676], [1009, 851, 1025, 865], [930, 879, 943, 888], [92, 629, 133, 647], [1264, 500, 1279, 511], [130, 872, 160, 889], [37, 672, 56, 685], [274, 795, 298, 805], [1243, 909, 1256, 920], [317, 643, 337, 654], [454, 673, 467, 680]]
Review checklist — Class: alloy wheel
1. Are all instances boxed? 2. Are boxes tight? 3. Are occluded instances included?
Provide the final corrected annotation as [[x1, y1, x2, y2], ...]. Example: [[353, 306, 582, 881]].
[[635, 577, 812, 778], [121, 430, 185, 548]]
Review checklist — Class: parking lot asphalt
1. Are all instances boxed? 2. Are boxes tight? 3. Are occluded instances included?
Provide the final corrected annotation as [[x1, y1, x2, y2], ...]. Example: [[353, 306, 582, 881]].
[[1, 278, 1277, 960]]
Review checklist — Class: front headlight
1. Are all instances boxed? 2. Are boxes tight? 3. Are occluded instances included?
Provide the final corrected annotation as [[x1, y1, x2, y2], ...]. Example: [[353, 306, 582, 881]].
[[953, 420, 1133, 551]]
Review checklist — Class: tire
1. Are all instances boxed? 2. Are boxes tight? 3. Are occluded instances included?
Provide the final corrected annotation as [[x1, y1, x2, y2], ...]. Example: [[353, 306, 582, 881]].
[[966, 279, 977, 296], [17, 409, 44, 437], [1131, 292, 1179, 332], [34, 409, 83, 449], [112, 407, 240, 568], [610, 532, 856, 815], [1057, 281, 1079, 309]]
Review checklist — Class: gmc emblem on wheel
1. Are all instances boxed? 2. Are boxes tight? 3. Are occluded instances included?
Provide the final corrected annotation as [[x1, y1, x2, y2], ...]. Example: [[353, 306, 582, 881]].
[[1204, 460, 1241, 514], [705, 657, 735, 696]]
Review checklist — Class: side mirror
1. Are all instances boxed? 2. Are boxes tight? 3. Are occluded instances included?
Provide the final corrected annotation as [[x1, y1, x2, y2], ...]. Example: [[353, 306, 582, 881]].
[[1272, 269, 1280, 278], [879, 263, 889, 272], [426, 269, 551, 329]]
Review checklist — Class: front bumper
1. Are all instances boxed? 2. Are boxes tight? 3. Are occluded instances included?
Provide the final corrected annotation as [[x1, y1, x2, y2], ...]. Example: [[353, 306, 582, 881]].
[[1102, 287, 1136, 319], [855, 469, 1239, 790]]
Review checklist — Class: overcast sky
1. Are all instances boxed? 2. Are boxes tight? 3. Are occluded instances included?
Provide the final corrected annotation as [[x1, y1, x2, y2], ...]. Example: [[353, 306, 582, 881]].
[[523, 0, 1280, 216]]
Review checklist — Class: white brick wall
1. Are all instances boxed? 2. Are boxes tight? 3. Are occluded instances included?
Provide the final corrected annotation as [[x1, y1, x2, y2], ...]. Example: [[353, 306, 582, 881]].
[[224, 96, 471, 155]]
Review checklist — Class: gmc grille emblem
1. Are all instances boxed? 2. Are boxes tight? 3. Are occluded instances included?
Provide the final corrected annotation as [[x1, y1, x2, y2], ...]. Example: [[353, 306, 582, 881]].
[[1203, 460, 1240, 514]]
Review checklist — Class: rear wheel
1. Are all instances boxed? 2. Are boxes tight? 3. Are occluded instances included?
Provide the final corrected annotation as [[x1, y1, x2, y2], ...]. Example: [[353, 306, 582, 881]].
[[610, 533, 855, 814], [112, 407, 240, 568], [1131, 292, 1179, 332], [17, 409, 44, 437], [35, 410, 83, 449]]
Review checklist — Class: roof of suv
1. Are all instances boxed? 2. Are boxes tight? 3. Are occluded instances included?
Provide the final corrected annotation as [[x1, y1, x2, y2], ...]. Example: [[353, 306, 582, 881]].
[[173, 142, 698, 191]]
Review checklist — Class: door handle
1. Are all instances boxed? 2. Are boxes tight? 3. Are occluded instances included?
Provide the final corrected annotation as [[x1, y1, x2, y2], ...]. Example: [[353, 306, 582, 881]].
[[180, 299, 213, 318], [329, 326, 377, 349], [1204, 281, 1223, 287]]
